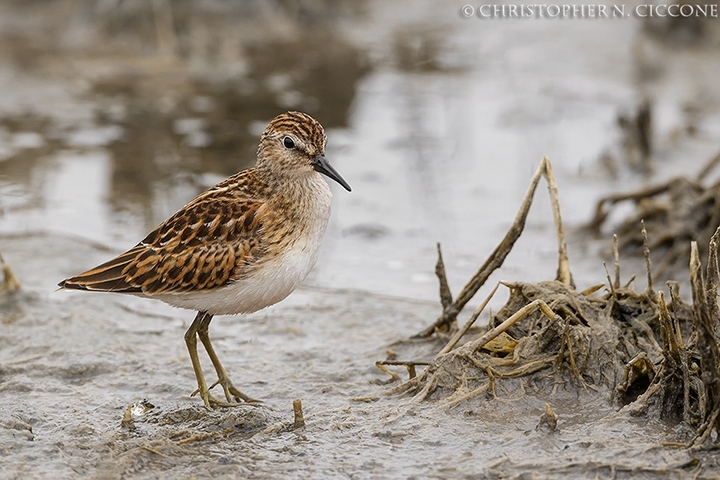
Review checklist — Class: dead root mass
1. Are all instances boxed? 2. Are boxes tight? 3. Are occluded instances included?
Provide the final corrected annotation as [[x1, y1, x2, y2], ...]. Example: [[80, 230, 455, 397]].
[[382, 156, 720, 449]]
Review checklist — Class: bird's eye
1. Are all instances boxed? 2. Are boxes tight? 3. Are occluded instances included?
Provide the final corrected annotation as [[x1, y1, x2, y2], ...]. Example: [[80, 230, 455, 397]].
[[283, 136, 295, 149]]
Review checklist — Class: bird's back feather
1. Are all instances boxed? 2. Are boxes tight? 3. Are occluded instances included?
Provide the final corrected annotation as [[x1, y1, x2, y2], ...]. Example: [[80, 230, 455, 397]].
[[58, 169, 270, 297]]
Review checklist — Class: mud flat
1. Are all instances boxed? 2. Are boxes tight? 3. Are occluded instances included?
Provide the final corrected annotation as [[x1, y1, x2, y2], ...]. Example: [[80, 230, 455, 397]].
[[3, 161, 720, 478]]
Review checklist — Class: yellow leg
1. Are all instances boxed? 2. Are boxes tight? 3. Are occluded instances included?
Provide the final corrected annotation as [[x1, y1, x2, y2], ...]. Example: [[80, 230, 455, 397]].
[[198, 313, 259, 403], [184, 311, 236, 409]]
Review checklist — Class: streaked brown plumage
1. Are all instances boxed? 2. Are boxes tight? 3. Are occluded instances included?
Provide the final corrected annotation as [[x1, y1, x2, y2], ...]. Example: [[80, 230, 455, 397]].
[[59, 111, 351, 409], [63, 174, 266, 295]]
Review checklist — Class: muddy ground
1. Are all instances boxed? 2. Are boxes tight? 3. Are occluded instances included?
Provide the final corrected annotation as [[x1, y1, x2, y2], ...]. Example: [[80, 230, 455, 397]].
[[1, 233, 713, 479], [2, 1, 720, 478]]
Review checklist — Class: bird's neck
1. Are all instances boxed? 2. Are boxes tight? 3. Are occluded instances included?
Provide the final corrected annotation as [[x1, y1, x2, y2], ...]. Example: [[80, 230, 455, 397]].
[[255, 165, 332, 217]]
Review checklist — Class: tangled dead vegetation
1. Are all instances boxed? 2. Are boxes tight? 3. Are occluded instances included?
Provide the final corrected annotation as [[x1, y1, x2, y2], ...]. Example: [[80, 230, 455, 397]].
[[600, 100, 653, 176], [379, 157, 720, 448], [587, 150, 720, 280]]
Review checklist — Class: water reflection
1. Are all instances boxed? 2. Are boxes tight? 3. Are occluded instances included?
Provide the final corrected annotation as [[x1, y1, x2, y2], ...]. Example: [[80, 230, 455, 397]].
[[0, 1, 369, 242], [0, 0, 719, 302]]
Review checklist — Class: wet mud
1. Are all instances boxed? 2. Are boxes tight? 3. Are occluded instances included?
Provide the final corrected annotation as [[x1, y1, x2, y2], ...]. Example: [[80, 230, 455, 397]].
[[2, 1, 720, 478], [1, 233, 715, 478]]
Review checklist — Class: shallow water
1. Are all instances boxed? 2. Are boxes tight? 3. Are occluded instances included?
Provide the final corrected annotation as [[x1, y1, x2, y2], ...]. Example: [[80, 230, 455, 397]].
[[1, 1, 720, 478]]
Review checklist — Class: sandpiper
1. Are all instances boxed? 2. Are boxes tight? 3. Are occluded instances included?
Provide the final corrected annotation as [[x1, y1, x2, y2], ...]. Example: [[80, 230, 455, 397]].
[[59, 111, 351, 409]]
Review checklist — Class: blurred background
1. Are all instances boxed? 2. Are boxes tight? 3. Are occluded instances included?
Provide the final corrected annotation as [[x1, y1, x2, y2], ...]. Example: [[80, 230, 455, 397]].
[[0, 0, 719, 301]]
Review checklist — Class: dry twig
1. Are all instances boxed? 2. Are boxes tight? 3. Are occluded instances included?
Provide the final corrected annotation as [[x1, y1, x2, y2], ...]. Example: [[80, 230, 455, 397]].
[[417, 157, 572, 337]]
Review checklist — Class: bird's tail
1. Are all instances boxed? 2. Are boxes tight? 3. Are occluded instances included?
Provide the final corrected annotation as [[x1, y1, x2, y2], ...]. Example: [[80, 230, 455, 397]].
[[58, 245, 144, 293]]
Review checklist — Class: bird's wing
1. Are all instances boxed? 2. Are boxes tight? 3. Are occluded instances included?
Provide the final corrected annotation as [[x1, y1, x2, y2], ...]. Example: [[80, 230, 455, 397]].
[[59, 171, 269, 295]]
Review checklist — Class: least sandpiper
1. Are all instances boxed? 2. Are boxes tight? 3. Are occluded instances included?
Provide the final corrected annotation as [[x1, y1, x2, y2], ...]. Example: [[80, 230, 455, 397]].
[[58, 111, 351, 409]]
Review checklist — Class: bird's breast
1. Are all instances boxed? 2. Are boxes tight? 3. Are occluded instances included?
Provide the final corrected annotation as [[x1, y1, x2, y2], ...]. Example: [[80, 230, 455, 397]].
[[156, 176, 334, 316]]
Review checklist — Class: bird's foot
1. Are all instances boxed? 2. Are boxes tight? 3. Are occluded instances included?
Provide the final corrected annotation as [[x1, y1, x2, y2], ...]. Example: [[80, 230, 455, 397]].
[[210, 375, 261, 404], [190, 376, 260, 409], [190, 387, 238, 410]]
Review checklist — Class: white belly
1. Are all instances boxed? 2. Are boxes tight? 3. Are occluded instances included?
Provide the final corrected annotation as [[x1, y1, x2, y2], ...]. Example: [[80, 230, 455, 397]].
[[157, 242, 322, 315]]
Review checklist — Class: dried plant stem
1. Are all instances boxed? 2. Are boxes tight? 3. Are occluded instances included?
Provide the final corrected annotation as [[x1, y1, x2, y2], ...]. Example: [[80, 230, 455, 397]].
[[587, 182, 673, 233], [657, 290, 692, 423], [176, 427, 235, 445], [435, 243, 453, 310], [437, 282, 501, 356], [376, 360, 429, 380], [695, 149, 720, 182], [603, 262, 616, 298], [688, 237, 720, 446], [441, 383, 490, 410], [706, 228, 720, 323], [418, 157, 572, 337], [462, 299, 562, 354], [0, 253, 21, 292], [559, 319, 586, 388], [293, 399, 305, 429], [666, 282, 685, 349], [543, 158, 573, 288]]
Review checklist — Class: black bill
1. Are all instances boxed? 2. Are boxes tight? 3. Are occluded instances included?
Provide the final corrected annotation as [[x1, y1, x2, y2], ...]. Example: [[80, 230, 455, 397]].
[[314, 155, 351, 192]]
